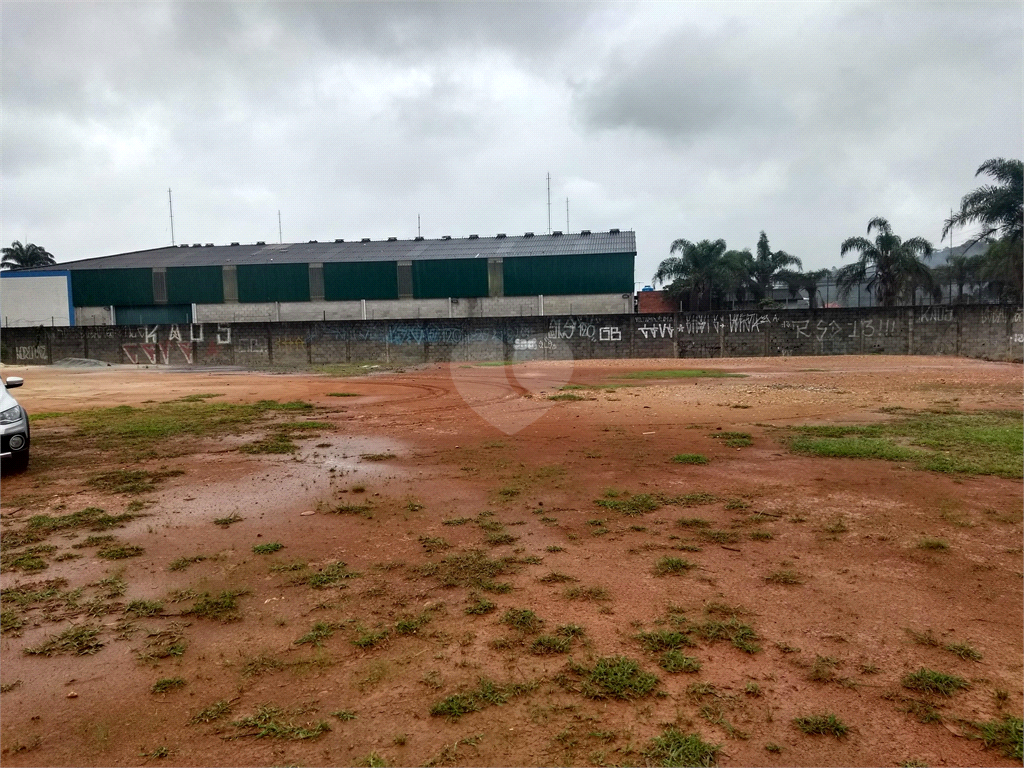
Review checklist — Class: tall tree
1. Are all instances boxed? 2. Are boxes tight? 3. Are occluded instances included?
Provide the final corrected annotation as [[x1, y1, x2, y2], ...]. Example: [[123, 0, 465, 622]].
[[943, 158, 1022, 303], [778, 268, 832, 309], [836, 217, 938, 306], [934, 253, 982, 303], [748, 231, 802, 304], [653, 238, 733, 311], [1, 241, 56, 270]]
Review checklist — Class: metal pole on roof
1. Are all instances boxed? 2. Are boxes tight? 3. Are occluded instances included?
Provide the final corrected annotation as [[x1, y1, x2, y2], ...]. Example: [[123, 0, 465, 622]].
[[168, 189, 175, 246], [418, 214, 421, 238], [566, 198, 569, 232], [278, 211, 283, 244], [547, 173, 551, 234]]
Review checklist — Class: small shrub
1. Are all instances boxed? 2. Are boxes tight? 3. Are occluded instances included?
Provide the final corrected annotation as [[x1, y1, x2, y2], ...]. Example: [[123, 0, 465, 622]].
[[636, 630, 694, 652], [353, 628, 390, 649], [945, 641, 982, 662], [499, 608, 543, 633], [793, 713, 848, 737], [576, 656, 660, 700], [557, 624, 585, 638], [974, 714, 1023, 760], [253, 542, 283, 555]]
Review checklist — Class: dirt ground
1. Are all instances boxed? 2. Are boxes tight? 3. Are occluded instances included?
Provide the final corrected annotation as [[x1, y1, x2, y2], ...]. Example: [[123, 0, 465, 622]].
[[0, 355, 1021, 767]]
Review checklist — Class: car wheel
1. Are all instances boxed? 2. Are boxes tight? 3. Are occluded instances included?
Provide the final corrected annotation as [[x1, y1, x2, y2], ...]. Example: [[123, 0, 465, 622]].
[[4, 451, 29, 473]]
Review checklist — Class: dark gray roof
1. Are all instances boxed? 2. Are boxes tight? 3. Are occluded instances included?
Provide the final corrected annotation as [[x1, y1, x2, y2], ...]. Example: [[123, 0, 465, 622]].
[[37, 230, 636, 271]]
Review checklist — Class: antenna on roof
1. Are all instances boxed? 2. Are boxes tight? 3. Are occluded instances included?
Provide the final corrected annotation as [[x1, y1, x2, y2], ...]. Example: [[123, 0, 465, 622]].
[[278, 210, 283, 244], [418, 214, 421, 238], [566, 197, 569, 233], [546, 172, 551, 235], [168, 188, 175, 246]]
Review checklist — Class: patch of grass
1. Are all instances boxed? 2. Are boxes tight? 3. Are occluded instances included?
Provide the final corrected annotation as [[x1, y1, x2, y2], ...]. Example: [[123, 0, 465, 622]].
[[151, 677, 186, 694], [793, 713, 848, 737], [902, 668, 970, 696], [305, 561, 361, 588], [125, 600, 163, 617], [417, 550, 517, 591], [615, 369, 743, 380], [917, 538, 949, 551], [87, 468, 184, 495], [749, 530, 773, 541], [168, 554, 207, 571], [712, 431, 753, 448], [442, 517, 472, 526], [332, 502, 372, 515], [361, 453, 396, 461], [557, 624, 586, 638], [548, 393, 585, 401], [945, 641, 982, 662], [789, 410, 1023, 478], [25, 624, 104, 656], [654, 556, 695, 576], [253, 542, 284, 554], [808, 655, 841, 683], [332, 709, 357, 721], [429, 678, 537, 720], [495, 485, 521, 500], [531, 634, 571, 654], [725, 498, 751, 510], [595, 493, 660, 516], [189, 700, 232, 724], [499, 608, 543, 633], [231, 704, 331, 740], [213, 513, 243, 527], [6, 506, 140, 550], [693, 618, 760, 654], [643, 727, 720, 767], [185, 590, 247, 621], [539, 572, 578, 583], [295, 621, 335, 647], [270, 559, 307, 572], [659, 650, 702, 673], [327, 392, 359, 397], [240, 654, 285, 677], [700, 529, 739, 544], [240, 433, 296, 454], [1, 610, 26, 635], [485, 531, 517, 546], [563, 585, 610, 602], [671, 453, 709, 465], [973, 714, 1023, 760], [464, 596, 497, 615], [394, 612, 431, 636], [573, 656, 660, 700], [636, 630, 695, 652], [97, 543, 145, 560], [677, 517, 711, 529], [0, 545, 57, 573], [353, 628, 390, 649], [765, 569, 803, 585], [905, 628, 941, 647]]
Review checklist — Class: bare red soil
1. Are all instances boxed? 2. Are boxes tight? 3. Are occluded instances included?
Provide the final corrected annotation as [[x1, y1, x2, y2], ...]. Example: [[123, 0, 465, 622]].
[[0, 355, 1021, 767]]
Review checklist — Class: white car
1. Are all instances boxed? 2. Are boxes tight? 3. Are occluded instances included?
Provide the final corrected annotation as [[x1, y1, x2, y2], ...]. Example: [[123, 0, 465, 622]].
[[1, 376, 30, 473]]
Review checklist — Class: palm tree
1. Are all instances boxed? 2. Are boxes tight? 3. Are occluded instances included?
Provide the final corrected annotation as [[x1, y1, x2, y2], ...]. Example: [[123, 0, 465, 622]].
[[934, 253, 982, 303], [653, 238, 734, 311], [748, 232, 802, 304], [1, 241, 56, 270], [836, 218, 937, 306], [778, 268, 832, 309], [943, 158, 1022, 303]]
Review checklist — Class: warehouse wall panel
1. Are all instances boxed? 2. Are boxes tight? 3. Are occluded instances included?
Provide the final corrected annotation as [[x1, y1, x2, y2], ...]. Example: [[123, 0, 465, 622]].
[[71, 268, 154, 307], [323, 261, 399, 301], [412, 258, 489, 299], [167, 266, 224, 305], [237, 263, 310, 303], [502, 253, 633, 296]]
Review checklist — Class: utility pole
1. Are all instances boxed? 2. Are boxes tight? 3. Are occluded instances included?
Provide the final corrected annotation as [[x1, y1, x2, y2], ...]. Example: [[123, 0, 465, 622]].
[[168, 188, 175, 246], [418, 214, 421, 238], [278, 210, 283, 244], [546, 173, 551, 234]]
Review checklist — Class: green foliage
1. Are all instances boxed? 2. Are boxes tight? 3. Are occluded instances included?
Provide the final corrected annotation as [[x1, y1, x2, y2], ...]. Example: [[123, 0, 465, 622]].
[[548, 393, 585, 401], [429, 678, 536, 721], [189, 700, 232, 724], [973, 714, 1023, 760], [332, 709, 357, 721], [671, 454, 709, 465], [902, 668, 970, 696], [636, 629, 695, 652], [563, 586, 610, 601], [711, 431, 753, 448], [837, 217, 937, 306], [1, 610, 26, 635], [0, 545, 56, 573], [394, 612, 431, 635], [352, 628, 390, 649], [151, 677, 186, 694], [700, 530, 738, 544], [97, 543, 144, 559], [677, 517, 711, 529], [464, 595, 497, 615], [575, 656, 660, 700], [125, 600, 163, 617], [765, 569, 803, 585], [252, 542, 284, 554], [185, 590, 247, 621], [361, 453, 397, 461], [917, 538, 949, 551], [788, 410, 1023, 479], [231, 705, 331, 740], [530, 634, 571, 654], [654, 557, 695, 576], [693, 618, 760, 654], [213, 513, 243, 527], [87, 469, 184, 495], [295, 621, 335, 647], [305, 561, 360, 588], [539, 571, 578, 584], [499, 608, 543, 633], [417, 550, 516, 590], [793, 713, 848, 737], [659, 650, 702, 673], [25, 625, 104, 656], [595, 493, 660, 515], [944, 642, 982, 662], [643, 727, 721, 767]]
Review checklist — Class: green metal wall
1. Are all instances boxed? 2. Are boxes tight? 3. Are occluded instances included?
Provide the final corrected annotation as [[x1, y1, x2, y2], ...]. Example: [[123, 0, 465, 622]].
[[412, 258, 489, 299], [116, 305, 192, 325], [237, 263, 310, 303], [323, 261, 399, 301], [502, 253, 634, 296], [71, 268, 153, 307], [167, 266, 223, 305]]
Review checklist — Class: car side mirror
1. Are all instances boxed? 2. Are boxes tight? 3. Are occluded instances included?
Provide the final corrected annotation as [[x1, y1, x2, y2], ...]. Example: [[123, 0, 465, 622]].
[[4, 377, 24, 389]]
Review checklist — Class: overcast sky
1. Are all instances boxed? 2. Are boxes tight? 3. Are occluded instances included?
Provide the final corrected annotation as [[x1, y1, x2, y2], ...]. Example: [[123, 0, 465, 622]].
[[2, 1, 1021, 283]]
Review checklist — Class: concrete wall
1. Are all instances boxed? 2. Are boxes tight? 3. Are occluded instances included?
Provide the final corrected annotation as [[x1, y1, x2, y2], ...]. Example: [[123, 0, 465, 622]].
[[3, 305, 1021, 367]]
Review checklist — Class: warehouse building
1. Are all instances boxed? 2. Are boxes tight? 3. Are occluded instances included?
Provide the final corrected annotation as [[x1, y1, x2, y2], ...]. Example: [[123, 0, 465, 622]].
[[0, 230, 636, 326]]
